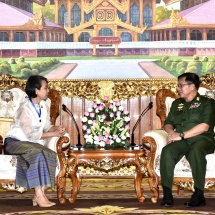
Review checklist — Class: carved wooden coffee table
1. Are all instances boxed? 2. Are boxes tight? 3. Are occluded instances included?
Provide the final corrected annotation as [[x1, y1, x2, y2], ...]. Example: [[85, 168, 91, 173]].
[[59, 147, 149, 204]]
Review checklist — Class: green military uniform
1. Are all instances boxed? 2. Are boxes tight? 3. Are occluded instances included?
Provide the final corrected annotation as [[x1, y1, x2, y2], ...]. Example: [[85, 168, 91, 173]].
[[160, 93, 215, 191]]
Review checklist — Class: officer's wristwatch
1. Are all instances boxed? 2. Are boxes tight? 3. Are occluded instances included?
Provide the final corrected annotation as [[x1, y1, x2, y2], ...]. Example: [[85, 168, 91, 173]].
[[179, 132, 185, 140]]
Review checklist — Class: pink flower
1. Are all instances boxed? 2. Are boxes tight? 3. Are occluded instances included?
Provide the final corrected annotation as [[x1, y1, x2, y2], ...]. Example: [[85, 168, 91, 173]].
[[105, 132, 110, 137], [92, 102, 97, 108], [116, 111, 121, 116], [84, 111, 89, 116], [115, 101, 121, 106], [124, 110, 129, 115], [104, 96, 109, 101], [110, 113, 114, 118], [106, 121, 111, 125], [101, 114, 106, 119], [109, 104, 113, 109], [82, 125, 87, 130], [92, 120, 97, 125], [113, 134, 118, 139], [90, 112, 95, 117], [105, 139, 111, 144], [87, 129, 91, 134], [98, 105, 104, 111], [98, 135, 103, 141]]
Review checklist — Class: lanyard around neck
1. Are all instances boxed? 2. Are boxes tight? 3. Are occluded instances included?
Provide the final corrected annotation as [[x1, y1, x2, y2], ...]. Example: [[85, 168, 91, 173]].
[[30, 99, 41, 122]]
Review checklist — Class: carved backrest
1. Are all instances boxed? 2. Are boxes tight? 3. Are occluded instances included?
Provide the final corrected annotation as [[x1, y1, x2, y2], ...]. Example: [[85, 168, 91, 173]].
[[156, 87, 215, 129], [156, 89, 178, 128]]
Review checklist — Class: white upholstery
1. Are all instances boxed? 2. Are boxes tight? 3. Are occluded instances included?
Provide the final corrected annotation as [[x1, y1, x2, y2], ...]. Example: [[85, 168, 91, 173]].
[[144, 87, 215, 187], [0, 88, 70, 191]]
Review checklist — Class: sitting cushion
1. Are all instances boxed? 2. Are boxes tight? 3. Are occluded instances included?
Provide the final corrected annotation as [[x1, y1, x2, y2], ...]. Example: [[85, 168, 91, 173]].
[[0, 155, 16, 180]]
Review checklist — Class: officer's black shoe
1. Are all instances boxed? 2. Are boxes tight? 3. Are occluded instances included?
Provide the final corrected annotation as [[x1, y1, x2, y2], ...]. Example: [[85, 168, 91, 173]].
[[161, 195, 174, 207], [184, 193, 206, 207]]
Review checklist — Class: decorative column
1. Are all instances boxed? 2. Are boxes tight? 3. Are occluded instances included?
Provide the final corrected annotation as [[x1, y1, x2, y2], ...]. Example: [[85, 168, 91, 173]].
[[186, 28, 190, 40], [139, 0, 143, 28], [9, 31, 13, 42], [26, 31, 30, 42], [164, 30, 167, 41], [35, 31, 39, 41], [68, 0, 71, 27], [152, 0, 156, 25], [202, 29, 207, 40], [126, 0, 130, 24], [176, 29, 180, 40], [55, 0, 59, 24], [81, 0, 85, 24]]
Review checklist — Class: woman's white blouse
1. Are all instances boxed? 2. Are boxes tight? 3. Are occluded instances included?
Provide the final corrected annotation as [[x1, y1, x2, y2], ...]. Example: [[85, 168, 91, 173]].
[[6, 98, 53, 145]]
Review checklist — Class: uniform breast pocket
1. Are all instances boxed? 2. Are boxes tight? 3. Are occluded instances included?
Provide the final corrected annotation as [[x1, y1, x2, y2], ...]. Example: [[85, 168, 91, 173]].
[[188, 109, 200, 122]]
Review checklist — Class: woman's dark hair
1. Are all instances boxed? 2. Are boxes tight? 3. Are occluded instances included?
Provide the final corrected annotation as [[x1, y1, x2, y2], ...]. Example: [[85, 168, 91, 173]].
[[25, 75, 48, 98], [178, 72, 201, 90]]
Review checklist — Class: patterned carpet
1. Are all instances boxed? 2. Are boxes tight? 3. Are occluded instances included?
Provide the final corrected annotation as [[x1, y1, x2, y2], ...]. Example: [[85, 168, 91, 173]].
[[1, 179, 215, 215]]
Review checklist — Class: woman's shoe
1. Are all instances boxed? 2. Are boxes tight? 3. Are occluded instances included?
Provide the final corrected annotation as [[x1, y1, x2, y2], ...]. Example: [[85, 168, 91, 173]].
[[32, 197, 53, 207]]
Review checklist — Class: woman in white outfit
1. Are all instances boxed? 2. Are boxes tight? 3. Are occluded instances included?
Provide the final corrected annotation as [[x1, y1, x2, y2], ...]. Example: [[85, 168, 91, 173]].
[[4, 75, 66, 207]]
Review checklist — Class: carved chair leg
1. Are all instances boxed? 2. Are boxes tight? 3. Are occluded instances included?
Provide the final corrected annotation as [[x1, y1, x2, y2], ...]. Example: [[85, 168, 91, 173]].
[[177, 187, 185, 195]]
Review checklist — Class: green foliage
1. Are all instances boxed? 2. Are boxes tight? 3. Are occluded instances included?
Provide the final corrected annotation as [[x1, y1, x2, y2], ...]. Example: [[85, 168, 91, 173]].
[[206, 62, 215, 73], [187, 61, 203, 71], [170, 62, 178, 70], [161, 56, 170, 62], [16, 62, 31, 73], [202, 56, 208, 62], [193, 55, 199, 61], [18, 56, 25, 62], [0, 61, 12, 74], [31, 62, 42, 72], [177, 61, 188, 70], [9, 57, 16, 64], [21, 68, 32, 75], [178, 67, 186, 74], [33, 2, 55, 22], [156, 6, 172, 23], [165, 59, 173, 67], [185, 66, 198, 74]]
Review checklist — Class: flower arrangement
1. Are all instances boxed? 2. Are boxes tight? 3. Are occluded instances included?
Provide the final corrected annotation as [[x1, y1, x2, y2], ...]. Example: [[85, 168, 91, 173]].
[[82, 99, 130, 148]]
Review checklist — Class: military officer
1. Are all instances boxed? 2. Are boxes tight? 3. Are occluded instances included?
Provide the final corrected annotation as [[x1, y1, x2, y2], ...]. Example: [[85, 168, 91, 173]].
[[160, 72, 215, 207]]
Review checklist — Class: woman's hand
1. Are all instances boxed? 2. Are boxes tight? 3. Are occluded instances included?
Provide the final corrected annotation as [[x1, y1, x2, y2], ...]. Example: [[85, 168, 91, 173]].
[[55, 125, 66, 137]]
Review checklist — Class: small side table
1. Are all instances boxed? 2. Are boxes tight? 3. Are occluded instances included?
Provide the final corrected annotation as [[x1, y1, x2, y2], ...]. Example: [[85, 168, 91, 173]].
[[59, 147, 149, 203]]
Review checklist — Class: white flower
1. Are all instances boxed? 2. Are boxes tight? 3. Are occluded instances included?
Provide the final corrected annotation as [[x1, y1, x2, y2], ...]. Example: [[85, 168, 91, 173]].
[[88, 107, 93, 112], [113, 106, 117, 112], [96, 100, 101, 104], [116, 138, 121, 143], [100, 141, 106, 147], [88, 120, 93, 124], [124, 117, 130, 122], [121, 135, 126, 140], [94, 136, 99, 141], [119, 106, 124, 111], [82, 117, 88, 122]]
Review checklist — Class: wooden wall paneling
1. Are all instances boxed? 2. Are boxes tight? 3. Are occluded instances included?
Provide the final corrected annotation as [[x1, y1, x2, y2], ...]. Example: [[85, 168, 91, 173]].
[[139, 96, 152, 143], [151, 95, 161, 130], [129, 97, 141, 145]]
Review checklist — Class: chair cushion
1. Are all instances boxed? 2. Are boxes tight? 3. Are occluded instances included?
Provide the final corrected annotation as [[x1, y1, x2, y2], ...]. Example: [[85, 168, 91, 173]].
[[0, 155, 16, 180]]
